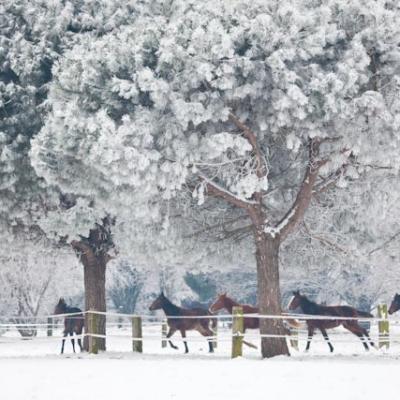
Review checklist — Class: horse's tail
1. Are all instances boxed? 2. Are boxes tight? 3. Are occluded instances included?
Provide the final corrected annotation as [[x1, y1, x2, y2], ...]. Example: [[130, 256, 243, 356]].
[[285, 318, 301, 328], [355, 310, 373, 318]]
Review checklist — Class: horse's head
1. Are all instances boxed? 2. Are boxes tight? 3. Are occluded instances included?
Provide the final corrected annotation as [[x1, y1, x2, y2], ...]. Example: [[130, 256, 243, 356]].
[[149, 292, 166, 311], [389, 293, 400, 315], [209, 293, 227, 313], [288, 290, 302, 311], [54, 298, 67, 315]]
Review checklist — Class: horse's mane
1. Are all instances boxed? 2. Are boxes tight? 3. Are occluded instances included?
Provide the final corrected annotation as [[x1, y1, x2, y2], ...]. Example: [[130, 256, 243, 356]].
[[160, 295, 183, 316], [298, 295, 323, 315]]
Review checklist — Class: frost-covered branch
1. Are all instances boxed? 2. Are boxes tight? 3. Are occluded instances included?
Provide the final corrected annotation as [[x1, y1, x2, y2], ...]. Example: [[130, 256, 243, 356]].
[[278, 139, 327, 241], [198, 172, 257, 209], [228, 113, 267, 182]]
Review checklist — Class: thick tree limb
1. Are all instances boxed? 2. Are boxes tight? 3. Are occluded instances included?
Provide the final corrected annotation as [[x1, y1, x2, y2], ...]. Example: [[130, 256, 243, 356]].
[[229, 113, 267, 178], [229, 113, 268, 205], [198, 172, 256, 209], [278, 139, 327, 241]]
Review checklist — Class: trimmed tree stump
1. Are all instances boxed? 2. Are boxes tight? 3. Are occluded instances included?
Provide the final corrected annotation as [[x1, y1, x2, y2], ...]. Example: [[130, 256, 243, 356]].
[[161, 321, 168, 348], [88, 311, 98, 354], [231, 306, 244, 358], [132, 316, 143, 353], [47, 317, 53, 337], [378, 304, 389, 349]]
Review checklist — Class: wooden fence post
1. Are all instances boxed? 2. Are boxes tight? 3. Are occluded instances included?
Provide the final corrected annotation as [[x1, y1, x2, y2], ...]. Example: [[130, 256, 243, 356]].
[[132, 316, 143, 353], [378, 304, 389, 349], [212, 319, 218, 350], [47, 317, 53, 337], [161, 320, 168, 348], [231, 306, 244, 358], [88, 311, 98, 354]]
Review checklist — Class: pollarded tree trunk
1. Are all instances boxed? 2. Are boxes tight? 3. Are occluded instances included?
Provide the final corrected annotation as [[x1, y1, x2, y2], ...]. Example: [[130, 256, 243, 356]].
[[254, 227, 289, 358], [71, 218, 114, 352], [81, 250, 107, 351]]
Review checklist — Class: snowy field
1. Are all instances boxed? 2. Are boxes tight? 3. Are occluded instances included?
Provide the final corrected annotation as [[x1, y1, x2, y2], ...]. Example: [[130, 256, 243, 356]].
[[1, 322, 400, 400]]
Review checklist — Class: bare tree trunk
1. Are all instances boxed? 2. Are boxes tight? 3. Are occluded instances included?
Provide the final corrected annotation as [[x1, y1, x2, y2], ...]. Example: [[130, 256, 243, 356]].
[[82, 253, 107, 351], [254, 226, 289, 358]]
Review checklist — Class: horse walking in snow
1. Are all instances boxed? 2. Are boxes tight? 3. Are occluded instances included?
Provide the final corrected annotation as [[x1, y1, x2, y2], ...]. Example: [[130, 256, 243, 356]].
[[54, 298, 84, 354], [288, 290, 375, 352], [209, 293, 299, 349], [149, 292, 216, 353]]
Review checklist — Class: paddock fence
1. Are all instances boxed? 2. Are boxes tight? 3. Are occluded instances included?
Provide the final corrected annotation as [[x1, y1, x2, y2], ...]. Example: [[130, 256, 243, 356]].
[[0, 305, 397, 357]]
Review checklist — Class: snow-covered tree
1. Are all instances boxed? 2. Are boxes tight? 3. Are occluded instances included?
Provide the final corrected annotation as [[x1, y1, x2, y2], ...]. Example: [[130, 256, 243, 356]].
[[31, 0, 400, 357], [0, 0, 149, 350]]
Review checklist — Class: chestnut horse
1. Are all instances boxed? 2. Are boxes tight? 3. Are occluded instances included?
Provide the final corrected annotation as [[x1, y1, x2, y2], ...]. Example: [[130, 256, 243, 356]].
[[209, 293, 300, 331], [288, 291, 375, 352], [54, 298, 84, 354], [389, 293, 400, 315], [209, 293, 259, 331], [149, 292, 216, 353]]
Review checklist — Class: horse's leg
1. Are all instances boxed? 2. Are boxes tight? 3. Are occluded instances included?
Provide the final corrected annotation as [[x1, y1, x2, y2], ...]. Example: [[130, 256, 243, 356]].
[[180, 329, 189, 353], [70, 332, 76, 353], [319, 327, 334, 353], [61, 331, 68, 354], [75, 324, 83, 352], [305, 325, 315, 352], [197, 323, 214, 353], [77, 337, 83, 352], [360, 326, 375, 348], [166, 327, 178, 350], [344, 322, 369, 350]]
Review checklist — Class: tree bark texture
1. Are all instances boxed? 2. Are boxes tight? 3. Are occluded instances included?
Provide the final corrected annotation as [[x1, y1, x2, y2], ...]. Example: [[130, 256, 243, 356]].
[[254, 228, 289, 357], [82, 251, 107, 351]]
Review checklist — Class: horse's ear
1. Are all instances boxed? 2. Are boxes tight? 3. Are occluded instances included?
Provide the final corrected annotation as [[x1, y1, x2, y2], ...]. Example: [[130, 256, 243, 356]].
[[292, 290, 300, 296]]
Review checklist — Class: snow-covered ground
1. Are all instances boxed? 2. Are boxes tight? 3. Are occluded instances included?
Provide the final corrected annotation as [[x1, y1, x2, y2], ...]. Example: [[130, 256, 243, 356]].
[[1, 323, 399, 400]]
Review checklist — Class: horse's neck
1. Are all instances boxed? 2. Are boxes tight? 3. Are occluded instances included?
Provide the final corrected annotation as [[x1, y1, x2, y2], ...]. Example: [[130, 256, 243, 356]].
[[224, 297, 239, 313], [63, 305, 73, 313], [300, 297, 320, 315], [162, 298, 181, 316]]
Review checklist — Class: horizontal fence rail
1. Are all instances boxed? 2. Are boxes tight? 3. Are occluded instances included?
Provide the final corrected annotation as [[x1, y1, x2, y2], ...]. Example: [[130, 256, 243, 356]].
[[1, 310, 399, 323]]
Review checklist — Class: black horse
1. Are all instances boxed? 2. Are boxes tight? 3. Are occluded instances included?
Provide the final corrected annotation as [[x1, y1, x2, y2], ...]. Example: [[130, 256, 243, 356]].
[[54, 298, 84, 354], [149, 292, 216, 353], [389, 293, 400, 314], [289, 291, 375, 352]]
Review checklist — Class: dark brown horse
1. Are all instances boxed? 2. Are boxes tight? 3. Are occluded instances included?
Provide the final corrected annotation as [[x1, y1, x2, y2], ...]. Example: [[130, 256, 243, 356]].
[[288, 291, 375, 352], [54, 298, 84, 354], [149, 292, 216, 353], [389, 293, 400, 314]]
